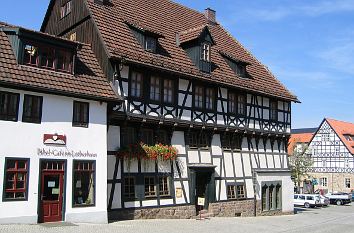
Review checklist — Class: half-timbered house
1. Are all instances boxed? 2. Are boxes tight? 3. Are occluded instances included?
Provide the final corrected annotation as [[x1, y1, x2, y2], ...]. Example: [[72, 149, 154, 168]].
[[0, 22, 121, 224], [41, 0, 299, 219], [292, 119, 354, 194]]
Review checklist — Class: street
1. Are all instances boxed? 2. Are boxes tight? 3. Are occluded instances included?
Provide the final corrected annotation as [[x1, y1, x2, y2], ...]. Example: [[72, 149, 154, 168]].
[[1, 204, 354, 233]]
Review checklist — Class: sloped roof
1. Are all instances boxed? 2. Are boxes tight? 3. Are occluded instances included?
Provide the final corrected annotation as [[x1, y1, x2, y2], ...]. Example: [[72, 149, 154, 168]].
[[327, 118, 354, 155], [85, 0, 298, 102], [288, 132, 314, 155], [0, 22, 121, 102]]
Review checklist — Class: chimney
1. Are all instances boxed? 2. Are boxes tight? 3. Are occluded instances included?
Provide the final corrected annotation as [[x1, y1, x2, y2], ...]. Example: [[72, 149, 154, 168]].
[[205, 8, 216, 24]]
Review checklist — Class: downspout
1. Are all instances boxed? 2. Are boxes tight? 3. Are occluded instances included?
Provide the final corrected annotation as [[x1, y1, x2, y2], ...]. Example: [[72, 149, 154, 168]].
[[252, 170, 257, 216]]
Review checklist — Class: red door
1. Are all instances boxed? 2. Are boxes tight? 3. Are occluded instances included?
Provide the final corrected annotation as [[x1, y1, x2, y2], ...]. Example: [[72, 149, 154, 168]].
[[40, 161, 65, 223]]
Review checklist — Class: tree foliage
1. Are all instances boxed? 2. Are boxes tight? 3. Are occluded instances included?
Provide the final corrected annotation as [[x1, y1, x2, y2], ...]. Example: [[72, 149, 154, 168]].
[[289, 143, 313, 192]]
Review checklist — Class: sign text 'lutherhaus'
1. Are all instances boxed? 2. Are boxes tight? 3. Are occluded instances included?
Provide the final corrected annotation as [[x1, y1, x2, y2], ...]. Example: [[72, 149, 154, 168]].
[[37, 148, 97, 158]]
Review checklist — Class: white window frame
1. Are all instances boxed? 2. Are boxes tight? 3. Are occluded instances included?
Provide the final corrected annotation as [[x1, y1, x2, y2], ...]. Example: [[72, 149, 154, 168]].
[[201, 43, 210, 62]]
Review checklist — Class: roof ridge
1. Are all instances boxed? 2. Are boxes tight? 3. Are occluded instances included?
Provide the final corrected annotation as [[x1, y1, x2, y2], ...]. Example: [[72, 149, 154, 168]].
[[326, 118, 354, 125], [218, 23, 299, 102]]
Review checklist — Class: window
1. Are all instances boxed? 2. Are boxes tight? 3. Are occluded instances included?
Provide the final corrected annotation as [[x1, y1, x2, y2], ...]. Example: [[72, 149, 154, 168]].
[[227, 185, 236, 199], [121, 127, 137, 146], [322, 159, 327, 168], [221, 133, 241, 151], [275, 185, 281, 209], [39, 47, 55, 69], [123, 177, 135, 199], [130, 71, 143, 98], [237, 64, 247, 77], [144, 177, 156, 197], [159, 176, 170, 196], [23, 42, 72, 73], [194, 86, 204, 109], [205, 88, 215, 110], [73, 161, 95, 207], [72, 101, 89, 127], [24, 44, 38, 65], [22, 95, 43, 124], [319, 177, 328, 187], [0, 91, 20, 121], [262, 183, 282, 211], [188, 130, 210, 149], [141, 128, 154, 146], [60, 0, 72, 19], [321, 134, 330, 142], [228, 93, 236, 113], [163, 79, 174, 103], [150, 76, 161, 101], [56, 50, 72, 71], [229, 93, 246, 116], [270, 100, 278, 121], [201, 43, 210, 62], [4, 158, 29, 201], [156, 129, 170, 145], [262, 185, 267, 211], [345, 178, 351, 189], [237, 185, 245, 199], [145, 36, 157, 53], [227, 184, 245, 200], [238, 95, 246, 115]]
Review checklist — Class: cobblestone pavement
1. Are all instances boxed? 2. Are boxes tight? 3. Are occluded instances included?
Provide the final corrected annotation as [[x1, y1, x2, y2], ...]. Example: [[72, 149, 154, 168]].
[[1, 204, 354, 233]]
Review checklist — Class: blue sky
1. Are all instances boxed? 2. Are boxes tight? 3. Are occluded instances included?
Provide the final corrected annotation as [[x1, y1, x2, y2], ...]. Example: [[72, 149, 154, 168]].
[[0, 0, 353, 128]]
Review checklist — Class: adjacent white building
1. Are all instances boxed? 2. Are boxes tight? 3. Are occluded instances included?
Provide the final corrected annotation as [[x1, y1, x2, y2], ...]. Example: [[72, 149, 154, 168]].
[[0, 23, 120, 224]]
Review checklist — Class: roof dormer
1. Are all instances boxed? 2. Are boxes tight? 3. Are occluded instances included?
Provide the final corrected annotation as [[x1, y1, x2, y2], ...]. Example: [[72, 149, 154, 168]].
[[125, 21, 165, 54], [219, 51, 251, 79], [178, 25, 215, 73], [1, 27, 79, 74]]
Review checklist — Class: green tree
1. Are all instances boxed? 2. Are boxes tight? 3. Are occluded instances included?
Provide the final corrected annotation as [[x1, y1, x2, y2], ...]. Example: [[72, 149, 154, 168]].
[[289, 143, 313, 193]]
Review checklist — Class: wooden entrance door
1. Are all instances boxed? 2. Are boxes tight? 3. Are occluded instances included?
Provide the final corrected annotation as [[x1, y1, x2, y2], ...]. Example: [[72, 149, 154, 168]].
[[195, 172, 211, 213], [39, 161, 65, 223]]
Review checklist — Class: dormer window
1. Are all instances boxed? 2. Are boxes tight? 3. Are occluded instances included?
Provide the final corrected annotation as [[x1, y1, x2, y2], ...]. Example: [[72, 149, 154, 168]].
[[201, 43, 210, 62], [220, 51, 250, 79], [22, 42, 73, 73], [60, 1, 72, 19], [145, 36, 157, 53]]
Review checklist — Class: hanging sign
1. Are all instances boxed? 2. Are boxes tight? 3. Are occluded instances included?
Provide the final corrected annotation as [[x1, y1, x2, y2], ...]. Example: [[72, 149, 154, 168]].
[[43, 134, 67, 146]]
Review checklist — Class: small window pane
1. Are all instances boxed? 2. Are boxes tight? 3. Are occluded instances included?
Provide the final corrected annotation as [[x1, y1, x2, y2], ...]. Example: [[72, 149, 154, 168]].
[[237, 95, 246, 116], [24, 44, 38, 65], [4, 159, 29, 201], [163, 79, 174, 103], [73, 161, 95, 207], [144, 177, 156, 197], [145, 36, 157, 53], [194, 86, 204, 109], [150, 76, 161, 101], [22, 95, 43, 124], [159, 177, 170, 196], [131, 72, 143, 98], [205, 88, 214, 110], [124, 177, 135, 199], [73, 101, 89, 127]]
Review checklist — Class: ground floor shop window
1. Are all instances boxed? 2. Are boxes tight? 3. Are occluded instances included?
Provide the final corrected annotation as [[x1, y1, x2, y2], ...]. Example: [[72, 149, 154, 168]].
[[159, 176, 170, 196], [124, 177, 136, 199], [3, 158, 29, 201], [144, 176, 156, 197], [73, 161, 95, 207], [261, 182, 282, 211], [227, 183, 246, 200]]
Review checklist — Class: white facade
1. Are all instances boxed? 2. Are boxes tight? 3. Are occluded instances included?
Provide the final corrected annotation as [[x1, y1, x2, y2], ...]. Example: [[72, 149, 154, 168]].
[[0, 87, 108, 224]]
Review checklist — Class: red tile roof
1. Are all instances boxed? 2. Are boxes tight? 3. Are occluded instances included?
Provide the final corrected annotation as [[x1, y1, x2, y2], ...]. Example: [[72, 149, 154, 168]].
[[86, 0, 298, 102], [288, 132, 314, 155], [327, 118, 354, 155], [0, 22, 121, 102]]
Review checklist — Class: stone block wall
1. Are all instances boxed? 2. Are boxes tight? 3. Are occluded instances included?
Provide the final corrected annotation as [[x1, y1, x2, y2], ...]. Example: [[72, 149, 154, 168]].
[[309, 172, 354, 193], [109, 205, 196, 221]]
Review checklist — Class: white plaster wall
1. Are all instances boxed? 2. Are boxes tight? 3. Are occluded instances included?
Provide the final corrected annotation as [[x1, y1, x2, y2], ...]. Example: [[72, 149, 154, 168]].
[[0, 87, 108, 224], [256, 172, 294, 213]]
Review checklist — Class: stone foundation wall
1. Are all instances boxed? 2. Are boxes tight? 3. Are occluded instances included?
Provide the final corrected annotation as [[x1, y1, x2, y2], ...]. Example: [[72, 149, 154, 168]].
[[109, 205, 196, 221], [210, 199, 257, 217], [109, 200, 293, 221]]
